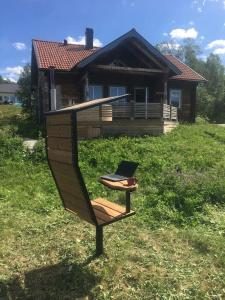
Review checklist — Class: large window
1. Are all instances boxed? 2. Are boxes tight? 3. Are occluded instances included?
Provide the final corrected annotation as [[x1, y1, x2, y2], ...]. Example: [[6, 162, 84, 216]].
[[169, 89, 182, 108], [88, 85, 103, 100], [109, 86, 126, 104]]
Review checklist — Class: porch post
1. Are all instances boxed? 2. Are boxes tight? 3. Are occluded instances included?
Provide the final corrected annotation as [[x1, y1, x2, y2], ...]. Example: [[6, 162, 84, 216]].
[[145, 87, 148, 120], [84, 72, 89, 101], [49, 67, 56, 111], [163, 73, 168, 105]]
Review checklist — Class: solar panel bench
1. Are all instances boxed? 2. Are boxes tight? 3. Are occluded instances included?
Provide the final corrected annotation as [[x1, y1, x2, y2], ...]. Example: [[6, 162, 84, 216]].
[[45, 95, 135, 256]]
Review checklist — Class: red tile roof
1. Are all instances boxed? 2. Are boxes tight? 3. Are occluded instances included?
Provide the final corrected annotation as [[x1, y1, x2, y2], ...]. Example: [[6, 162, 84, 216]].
[[165, 54, 206, 82], [33, 39, 99, 70], [33, 39, 206, 82]]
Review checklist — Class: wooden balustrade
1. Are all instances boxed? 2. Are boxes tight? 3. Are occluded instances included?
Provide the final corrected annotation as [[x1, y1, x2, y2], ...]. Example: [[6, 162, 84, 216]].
[[77, 102, 177, 122]]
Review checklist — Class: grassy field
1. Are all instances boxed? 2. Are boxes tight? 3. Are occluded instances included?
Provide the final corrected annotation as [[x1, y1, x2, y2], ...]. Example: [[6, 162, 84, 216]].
[[0, 105, 225, 299]]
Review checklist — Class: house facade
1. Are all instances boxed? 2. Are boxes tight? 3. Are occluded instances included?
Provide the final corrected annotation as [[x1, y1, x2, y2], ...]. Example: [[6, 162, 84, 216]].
[[0, 83, 19, 104], [31, 28, 206, 137]]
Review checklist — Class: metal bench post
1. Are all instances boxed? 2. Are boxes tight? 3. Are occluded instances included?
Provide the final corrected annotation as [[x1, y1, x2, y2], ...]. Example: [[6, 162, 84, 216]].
[[96, 226, 103, 256], [126, 191, 131, 213]]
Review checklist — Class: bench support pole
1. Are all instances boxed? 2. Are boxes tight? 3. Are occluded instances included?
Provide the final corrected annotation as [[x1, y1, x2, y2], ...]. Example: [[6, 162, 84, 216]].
[[126, 191, 131, 213], [96, 226, 103, 256]]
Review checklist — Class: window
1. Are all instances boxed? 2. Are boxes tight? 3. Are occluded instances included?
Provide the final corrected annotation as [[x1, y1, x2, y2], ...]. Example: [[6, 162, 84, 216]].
[[169, 89, 182, 108], [88, 85, 103, 100], [109, 86, 126, 104]]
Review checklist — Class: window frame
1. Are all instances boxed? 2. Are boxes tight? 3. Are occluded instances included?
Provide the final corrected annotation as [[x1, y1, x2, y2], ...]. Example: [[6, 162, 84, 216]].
[[169, 89, 182, 108], [109, 85, 127, 104], [87, 85, 103, 100]]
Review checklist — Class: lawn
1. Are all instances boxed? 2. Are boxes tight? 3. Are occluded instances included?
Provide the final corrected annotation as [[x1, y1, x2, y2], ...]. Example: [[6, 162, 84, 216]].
[[0, 106, 225, 299]]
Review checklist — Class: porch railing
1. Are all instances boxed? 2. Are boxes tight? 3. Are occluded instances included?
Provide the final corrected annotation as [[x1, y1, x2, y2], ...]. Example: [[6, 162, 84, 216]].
[[112, 102, 177, 120], [77, 102, 178, 122]]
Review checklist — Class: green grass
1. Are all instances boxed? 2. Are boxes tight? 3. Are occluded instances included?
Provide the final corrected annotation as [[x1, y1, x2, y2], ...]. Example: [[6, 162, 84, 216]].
[[0, 106, 225, 299]]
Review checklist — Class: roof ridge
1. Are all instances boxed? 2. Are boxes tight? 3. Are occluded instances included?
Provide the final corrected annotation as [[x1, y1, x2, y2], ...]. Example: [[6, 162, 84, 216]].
[[32, 39, 86, 47]]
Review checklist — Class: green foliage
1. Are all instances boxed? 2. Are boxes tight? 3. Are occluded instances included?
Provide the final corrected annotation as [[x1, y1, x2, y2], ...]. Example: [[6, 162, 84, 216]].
[[17, 63, 37, 116], [0, 105, 41, 138]]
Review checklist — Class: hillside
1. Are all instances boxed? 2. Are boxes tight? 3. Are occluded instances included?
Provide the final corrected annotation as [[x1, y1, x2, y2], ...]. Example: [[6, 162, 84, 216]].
[[0, 106, 224, 299]]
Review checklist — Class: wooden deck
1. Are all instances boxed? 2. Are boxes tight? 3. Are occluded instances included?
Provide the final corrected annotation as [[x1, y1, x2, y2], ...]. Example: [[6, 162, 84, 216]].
[[75, 102, 178, 138]]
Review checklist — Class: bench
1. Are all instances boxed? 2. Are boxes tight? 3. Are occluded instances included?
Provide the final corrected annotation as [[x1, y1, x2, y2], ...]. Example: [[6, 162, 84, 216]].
[[45, 95, 136, 255]]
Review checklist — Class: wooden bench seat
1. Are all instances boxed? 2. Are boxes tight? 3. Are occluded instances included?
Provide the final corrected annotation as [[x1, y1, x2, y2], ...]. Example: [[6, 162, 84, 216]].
[[91, 198, 135, 226]]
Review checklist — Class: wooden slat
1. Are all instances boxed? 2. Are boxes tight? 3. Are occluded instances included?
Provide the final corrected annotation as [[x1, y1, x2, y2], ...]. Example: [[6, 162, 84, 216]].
[[66, 208, 95, 225], [46, 113, 71, 125], [53, 172, 84, 198], [61, 190, 89, 211], [91, 201, 125, 218], [93, 208, 115, 224], [93, 198, 126, 214], [48, 137, 72, 151], [47, 125, 71, 138], [47, 149, 72, 164], [49, 160, 75, 177]]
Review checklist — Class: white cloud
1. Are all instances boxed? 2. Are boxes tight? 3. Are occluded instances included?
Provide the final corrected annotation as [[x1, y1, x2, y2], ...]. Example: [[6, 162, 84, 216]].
[[189, 21, 195, 26], [0, 65, 23, 81], [169, 28, 198, 39], [206, 39, 225, 55], [66, 35, 103, 47], [207, 39, 225, 49], [163, 32, 168, 36], [12, 42, 27, 50]]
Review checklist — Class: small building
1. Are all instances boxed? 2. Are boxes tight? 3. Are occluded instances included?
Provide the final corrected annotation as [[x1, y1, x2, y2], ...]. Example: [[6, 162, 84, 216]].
[[0, 83, 19, 104], [31, 28, 206, 137]]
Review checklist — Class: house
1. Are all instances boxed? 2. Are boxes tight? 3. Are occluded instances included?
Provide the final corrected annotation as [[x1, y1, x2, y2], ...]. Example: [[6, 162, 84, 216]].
[[31, 28, 206, 137], [0, 83, 20, 104]]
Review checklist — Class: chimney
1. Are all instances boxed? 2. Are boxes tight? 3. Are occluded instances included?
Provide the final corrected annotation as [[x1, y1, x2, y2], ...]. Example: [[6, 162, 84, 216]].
[[63, 39, 68, 46], [85, 28, 93, 49]]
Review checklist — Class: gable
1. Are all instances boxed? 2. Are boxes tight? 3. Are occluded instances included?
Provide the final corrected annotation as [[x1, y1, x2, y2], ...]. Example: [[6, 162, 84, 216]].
[[89, 40, 162, 70], [75, 29, 181, 75]]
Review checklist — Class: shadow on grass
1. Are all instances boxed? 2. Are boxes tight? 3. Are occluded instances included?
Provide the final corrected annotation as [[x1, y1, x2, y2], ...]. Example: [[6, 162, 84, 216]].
[[204, 130, 225, 145], [0, 261, 99, 299]]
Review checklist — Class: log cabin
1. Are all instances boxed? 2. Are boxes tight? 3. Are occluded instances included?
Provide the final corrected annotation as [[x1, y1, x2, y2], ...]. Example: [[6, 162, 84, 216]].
[[31, 28, 206, 138]]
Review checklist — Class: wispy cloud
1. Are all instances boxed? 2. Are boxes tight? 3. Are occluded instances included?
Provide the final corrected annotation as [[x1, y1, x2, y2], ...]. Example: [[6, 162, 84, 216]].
[[206, 39, 225, 54], [0, 65, 23, 81], [66, 35, 103, 47], [121, 0, 135, 7], [192, 0, 222, 13], [170, 28, 198, 39], [12, 42, 27, 50]]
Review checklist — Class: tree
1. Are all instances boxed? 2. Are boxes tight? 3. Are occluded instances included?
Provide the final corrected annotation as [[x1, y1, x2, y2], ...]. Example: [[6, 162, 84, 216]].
[[17, 64, 36, 115], [0, 75, 12, 83], [155, 40, 184, 60]]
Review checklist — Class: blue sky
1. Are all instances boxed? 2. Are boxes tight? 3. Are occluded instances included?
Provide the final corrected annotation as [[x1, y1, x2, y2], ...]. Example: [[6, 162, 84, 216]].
[[1, 0, 225, 81]]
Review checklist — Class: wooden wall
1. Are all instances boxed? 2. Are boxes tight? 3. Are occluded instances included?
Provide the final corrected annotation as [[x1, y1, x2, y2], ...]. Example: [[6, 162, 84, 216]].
[[168, 80, 197, 122]]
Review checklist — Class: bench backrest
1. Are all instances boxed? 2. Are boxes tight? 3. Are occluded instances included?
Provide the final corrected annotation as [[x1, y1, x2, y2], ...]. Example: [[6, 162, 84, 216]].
[[46, 112, 96, 225]]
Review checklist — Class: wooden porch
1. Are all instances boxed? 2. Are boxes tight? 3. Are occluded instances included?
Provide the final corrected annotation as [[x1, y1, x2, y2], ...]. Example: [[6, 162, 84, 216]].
[[76, 102, 178, 138]]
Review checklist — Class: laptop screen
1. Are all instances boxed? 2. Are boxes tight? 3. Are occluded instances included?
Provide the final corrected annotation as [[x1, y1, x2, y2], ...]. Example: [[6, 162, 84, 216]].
[[115, 161, 139, 177]]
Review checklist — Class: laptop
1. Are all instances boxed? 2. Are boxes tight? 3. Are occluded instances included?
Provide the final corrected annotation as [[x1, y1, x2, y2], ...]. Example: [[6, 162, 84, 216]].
[[101, 160, 139, 182]]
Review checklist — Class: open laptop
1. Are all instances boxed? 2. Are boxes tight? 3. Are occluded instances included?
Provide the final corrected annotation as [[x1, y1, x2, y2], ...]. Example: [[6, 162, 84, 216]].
[[101, 160, 139, 182]]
